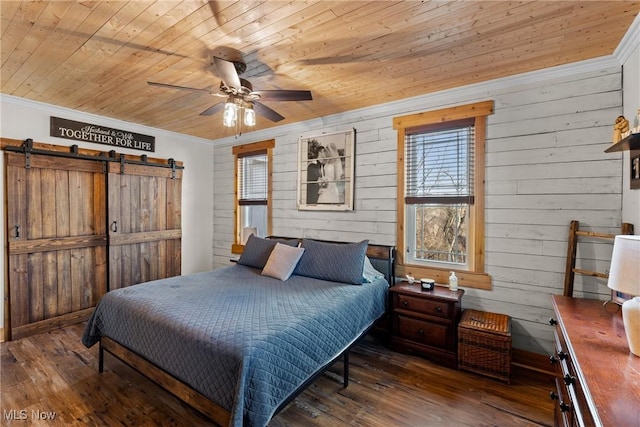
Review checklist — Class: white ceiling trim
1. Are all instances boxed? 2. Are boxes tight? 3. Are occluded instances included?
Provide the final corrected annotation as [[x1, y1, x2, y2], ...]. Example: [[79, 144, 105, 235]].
[[614, 12, 640, 63]]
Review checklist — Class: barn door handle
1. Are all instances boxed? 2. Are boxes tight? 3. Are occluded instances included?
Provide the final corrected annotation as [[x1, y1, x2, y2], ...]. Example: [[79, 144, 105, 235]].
[[110, 221, 118, 232], [15, 225, 20, 238]]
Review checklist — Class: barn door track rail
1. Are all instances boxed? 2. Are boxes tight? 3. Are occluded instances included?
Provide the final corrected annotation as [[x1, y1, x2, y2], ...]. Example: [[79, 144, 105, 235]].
[[3, 138, 183, 178]]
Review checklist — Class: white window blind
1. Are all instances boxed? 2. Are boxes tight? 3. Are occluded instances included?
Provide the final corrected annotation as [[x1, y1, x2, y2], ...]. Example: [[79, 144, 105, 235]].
[[405, 119, 475, 205], [237, 151, 267, 205]]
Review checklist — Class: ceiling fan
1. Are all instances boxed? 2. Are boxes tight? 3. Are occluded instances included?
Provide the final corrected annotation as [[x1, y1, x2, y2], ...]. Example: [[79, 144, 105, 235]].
[[147, 57, 312, 125]]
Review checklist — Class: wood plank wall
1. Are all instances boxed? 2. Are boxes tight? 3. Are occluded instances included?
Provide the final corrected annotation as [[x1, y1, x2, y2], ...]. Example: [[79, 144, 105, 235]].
[[213, 66, 624, 356]]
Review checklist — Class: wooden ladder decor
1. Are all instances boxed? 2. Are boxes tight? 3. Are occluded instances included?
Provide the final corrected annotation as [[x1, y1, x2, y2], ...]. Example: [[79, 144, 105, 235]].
[[563, 220, 634, 297]]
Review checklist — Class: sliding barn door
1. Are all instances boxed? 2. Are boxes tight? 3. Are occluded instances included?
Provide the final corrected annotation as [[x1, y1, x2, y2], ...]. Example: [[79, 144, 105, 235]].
[[6, 152, 107, 340], [107, 162, 182, 290]]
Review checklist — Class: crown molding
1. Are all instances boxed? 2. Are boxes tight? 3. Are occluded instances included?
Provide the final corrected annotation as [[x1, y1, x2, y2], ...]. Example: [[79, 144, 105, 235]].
[[614, 12, 640, 64]]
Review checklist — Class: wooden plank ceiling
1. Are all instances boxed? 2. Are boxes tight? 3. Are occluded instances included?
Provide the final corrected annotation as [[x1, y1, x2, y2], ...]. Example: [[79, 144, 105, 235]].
[[1, 1, 639, 141]]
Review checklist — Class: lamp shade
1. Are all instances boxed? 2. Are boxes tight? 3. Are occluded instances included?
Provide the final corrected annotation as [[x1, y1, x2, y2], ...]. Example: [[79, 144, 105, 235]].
[[607, 235, 640, 296], [242, 227, 258, 245], [244, 105, 256, 126], [223, 101, 237, 127]]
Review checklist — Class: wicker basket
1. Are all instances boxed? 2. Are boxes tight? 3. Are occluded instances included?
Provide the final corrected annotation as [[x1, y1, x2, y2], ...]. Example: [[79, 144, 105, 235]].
[[458, 309, 512, 383]]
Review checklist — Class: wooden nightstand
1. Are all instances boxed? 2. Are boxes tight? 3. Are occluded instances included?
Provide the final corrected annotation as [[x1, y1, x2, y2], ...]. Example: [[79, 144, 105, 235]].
[[390, 283, 464, 369]]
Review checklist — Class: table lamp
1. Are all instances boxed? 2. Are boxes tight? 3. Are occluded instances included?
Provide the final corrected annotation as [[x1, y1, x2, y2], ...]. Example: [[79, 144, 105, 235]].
[[242, 227, 258, 245], [607, 235, 640, 356]]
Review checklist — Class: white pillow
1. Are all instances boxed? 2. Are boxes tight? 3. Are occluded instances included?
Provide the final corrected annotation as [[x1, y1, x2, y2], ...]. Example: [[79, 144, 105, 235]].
[[261, 243, 305, 281]]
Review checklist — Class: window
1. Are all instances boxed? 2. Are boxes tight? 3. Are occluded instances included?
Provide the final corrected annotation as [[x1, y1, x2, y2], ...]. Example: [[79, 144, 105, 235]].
[[394, 101, 493, 289], [232, 140, 274, 254], [405, 120, 474, 267]]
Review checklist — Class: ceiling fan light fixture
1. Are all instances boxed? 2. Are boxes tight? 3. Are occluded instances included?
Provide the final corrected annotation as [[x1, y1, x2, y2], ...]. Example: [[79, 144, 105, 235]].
[[244, 103, 256, 127], [223, 99, 237, 127], [149, 57, 313, 135]]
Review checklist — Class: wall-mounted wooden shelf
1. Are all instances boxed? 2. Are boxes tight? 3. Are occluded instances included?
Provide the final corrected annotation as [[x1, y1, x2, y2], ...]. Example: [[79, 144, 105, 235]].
[[605, 132, 640, 152]]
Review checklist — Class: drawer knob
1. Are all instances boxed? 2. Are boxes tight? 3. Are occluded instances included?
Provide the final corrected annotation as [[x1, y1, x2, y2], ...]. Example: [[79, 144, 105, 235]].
[[557, 351, 568, 361], [549, 355, 558, 364], [559, 401, 571, 412], [435, 306, 443, 312], [417, 329, 424, 335], [549, 318, 558, 326], [563, 374, 575, 386], [402, 301, 409, 307], [549, 391, 558, 401]]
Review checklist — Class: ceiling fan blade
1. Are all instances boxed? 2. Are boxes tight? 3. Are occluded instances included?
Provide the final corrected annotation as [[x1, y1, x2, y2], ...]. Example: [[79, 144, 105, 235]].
[[148, 81, 212, 93], [214, 56, 241, 89], [255, 90, 313, 102], [253, 102, 285, 122], [199, 102, 225, 116]]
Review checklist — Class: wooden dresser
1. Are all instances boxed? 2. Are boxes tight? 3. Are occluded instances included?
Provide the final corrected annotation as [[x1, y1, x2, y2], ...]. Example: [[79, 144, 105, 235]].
[[390, 283, 464, 369], [550, 295, 640, 427]]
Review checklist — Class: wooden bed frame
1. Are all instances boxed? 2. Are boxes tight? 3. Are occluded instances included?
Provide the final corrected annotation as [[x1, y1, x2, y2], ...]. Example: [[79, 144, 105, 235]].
[[97, 240, 395, 426]]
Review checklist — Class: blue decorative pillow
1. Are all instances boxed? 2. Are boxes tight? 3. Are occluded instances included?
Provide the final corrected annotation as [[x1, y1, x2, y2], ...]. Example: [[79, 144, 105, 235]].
[[237, 234, 298, 269], [295, 239, 369, 284]]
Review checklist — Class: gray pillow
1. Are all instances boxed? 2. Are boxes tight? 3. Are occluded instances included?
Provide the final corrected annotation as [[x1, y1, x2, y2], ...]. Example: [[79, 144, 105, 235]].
[[295, 239, 369, 284], [237, 234, 298, 269]]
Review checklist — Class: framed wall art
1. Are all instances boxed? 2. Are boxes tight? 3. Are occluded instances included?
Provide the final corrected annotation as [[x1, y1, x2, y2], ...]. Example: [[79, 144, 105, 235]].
[[297, 129, 355, 211]]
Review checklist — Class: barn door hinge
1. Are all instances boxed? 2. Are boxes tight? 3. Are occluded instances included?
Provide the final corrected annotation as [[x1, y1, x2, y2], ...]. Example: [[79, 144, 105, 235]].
[[106, 150, 117, 174], [22, 138, 34, 169], [169, 158, 176, 179], [119, 153, 126, 175]]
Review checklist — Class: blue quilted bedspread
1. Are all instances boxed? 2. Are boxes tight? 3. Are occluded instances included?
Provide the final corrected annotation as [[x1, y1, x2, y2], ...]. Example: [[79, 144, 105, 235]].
[[82, 265, 388, 426]]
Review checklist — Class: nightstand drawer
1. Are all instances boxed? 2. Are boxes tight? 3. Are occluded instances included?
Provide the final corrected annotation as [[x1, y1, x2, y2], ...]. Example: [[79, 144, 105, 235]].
[[395, 315, 449, 347], [395, 294, 451, 319]]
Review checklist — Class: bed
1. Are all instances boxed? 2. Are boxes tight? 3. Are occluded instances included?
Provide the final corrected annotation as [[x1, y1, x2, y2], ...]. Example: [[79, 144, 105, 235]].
[[82, 237, 395, 427]]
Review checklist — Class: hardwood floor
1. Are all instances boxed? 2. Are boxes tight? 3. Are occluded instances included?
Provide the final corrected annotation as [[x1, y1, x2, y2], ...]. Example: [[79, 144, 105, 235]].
[[1, 323, 554, 426]]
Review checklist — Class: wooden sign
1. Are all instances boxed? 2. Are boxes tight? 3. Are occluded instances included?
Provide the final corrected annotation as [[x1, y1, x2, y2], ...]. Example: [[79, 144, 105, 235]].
[[50, 116, 155, 152]]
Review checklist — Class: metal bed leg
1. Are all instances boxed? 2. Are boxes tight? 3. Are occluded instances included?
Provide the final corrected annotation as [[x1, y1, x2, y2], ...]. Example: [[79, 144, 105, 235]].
[[343, 351, 349, 388], [99, 341, 104, 373]]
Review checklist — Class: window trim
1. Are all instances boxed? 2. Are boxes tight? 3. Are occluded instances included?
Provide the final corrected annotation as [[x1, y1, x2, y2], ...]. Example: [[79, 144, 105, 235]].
[[393, 101, 493, 290], [231, 139, 274, 254]]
